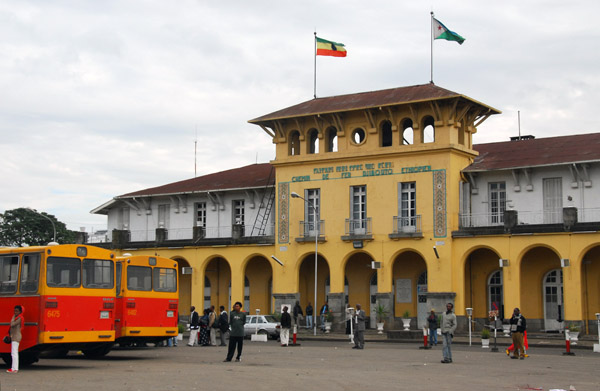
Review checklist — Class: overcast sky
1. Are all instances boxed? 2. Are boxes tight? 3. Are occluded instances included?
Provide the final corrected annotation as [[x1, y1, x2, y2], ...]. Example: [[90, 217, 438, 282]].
[[1, 0, 598, 232]]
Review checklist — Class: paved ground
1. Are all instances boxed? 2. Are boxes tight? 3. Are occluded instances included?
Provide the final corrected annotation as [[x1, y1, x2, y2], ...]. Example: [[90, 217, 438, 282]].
[[1, 339, 598, 391]]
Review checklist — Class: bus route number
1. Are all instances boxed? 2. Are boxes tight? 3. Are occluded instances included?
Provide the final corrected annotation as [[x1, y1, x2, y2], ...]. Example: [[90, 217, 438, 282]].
[[47, 310, 61, 318]]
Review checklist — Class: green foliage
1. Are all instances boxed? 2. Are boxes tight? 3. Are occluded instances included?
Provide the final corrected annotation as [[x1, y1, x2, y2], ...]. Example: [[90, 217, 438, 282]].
[[481, 327, 491, 339], [177, 323, 186, 334], [402, 310, 411, 319], [375, 304, 389, 323], [0, 208, 78, 246], [270, 311, 281, 322], [567, 323, 580, 332]]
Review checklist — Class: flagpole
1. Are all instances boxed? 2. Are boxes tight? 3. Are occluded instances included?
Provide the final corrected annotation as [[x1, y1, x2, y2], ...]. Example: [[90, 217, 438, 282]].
[[314, 31, 317, 99], [430, 11, 434, 84]]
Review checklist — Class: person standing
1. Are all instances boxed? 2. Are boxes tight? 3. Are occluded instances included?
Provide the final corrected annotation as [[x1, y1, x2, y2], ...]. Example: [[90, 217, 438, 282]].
[[208, 305, 218, 346], [441, 302, 457, 363], [509, 308, 527, 360], [199, 309, 210, 346], [218, 306, 229, 346], [280, 306, 291, 346], [293, 301, 303, 328], [427, 309, 438, 346], [224, 302, 246, 362], [305, 302, 313, 329], [352, 304, 366, 349], [319, 302, 329, 331], [187, 306, 199, 347], [7, 305, 23, 374]]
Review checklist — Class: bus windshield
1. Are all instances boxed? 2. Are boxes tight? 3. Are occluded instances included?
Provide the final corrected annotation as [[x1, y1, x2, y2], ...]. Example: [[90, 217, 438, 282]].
[[127, 266, 151, 291], [152, 268, 177, 292], [83, 259, 114, 289], [47, 257, 81, 288]]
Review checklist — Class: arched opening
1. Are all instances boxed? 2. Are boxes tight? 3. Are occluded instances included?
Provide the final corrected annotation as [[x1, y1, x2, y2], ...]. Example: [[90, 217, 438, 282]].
[[581, 245, 600, 334], [380, 120, 392, 147], [244, 256, 272, 314], [289, 130, 301, 156], [423, 116, 435, 143], [392, 251, 427, 328], [345, 252, 376, 326], [325, 127, 338, 152], [299, 255, 330, 316], [173, 257, 192, 320], [520, 246, 561, 331], [204, 257, 231, 312], [464, 248, 503, 320], [401, 118, 413, 145], [308, 128, 319, 154]]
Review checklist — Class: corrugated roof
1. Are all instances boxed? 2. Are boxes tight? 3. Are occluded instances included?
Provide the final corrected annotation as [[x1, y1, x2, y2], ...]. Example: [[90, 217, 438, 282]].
[[249, 83, 500, 123], [466, 133, 600, 172], [118, 163, 273, 198]]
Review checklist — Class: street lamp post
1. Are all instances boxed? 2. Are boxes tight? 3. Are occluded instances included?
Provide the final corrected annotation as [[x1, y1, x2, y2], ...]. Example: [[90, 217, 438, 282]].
[[466, 308, 473, 346], [290, 191, 319, 336], [26, 207, 57, 243]]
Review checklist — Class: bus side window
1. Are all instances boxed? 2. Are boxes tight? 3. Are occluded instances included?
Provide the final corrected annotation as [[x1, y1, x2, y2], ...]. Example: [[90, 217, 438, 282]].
[[0, 255, 19, 294], [20, 253, 40, 293]]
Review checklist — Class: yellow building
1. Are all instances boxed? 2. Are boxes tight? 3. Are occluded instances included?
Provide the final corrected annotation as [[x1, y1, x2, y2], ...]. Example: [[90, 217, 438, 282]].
[[93, 84, 600, 334]]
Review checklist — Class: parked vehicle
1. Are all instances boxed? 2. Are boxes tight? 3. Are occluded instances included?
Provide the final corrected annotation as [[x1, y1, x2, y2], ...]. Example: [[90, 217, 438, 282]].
[[243, 315, 280, 339]]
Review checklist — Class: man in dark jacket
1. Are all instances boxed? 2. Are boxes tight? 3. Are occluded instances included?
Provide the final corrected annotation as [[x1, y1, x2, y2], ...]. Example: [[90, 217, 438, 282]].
[[218, 305, 229, 346], [352, 304, 366, 349], [187, 306, 199, 346], [280, 306, 292, 346], [293, 301, 303, 327], [509, 308, 527, 360], [305, 302, 313, 329], [224, 302, 246, 362]]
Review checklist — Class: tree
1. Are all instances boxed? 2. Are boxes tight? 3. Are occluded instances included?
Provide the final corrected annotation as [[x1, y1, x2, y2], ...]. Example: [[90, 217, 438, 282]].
[[0, 208, 78, 247]]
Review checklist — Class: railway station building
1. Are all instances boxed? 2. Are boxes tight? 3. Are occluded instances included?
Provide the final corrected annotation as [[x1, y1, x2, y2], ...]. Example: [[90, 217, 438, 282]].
[[92, 83, 600, 334]]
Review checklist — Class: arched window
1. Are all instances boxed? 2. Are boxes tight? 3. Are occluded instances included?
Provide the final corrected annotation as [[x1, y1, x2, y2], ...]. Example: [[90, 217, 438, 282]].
[[325, 127, 338, 152], [487, 270, 503, 318], [402, 119, 413, 145], [289, 130, 301, 156], [423, 116, 435, 143], [380, 120, 392, 147], [308, 129, 319, 154]]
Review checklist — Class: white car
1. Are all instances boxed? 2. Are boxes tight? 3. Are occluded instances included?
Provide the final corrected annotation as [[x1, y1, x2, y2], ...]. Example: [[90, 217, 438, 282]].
[[243, 315, 280, 339]]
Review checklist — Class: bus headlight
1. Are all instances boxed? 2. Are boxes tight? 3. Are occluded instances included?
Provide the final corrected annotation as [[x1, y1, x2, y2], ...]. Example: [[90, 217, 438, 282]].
[[166, 311, 174, 318], [100, 311, 110, 319]]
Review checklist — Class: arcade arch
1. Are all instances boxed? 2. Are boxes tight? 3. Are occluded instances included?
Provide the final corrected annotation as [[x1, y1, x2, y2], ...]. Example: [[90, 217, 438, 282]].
[[344, 252, 375, 319], [581, 245, 600, 333], [173, 256, 191, 318], [392, 251, 427, 327], [204, 257, 231, 311], [463, 247, 503, 319], [244, 255, 272, 314], [298, 254, 330, 315], [520, 246, 562, 331]]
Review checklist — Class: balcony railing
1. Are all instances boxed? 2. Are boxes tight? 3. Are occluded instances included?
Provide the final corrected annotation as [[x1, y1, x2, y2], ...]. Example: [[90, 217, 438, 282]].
[[298, 220, 325, 238], [459, 207, 600, 229], [126, 223, 274, 243], [344, 218, 372, 236], [578, 207, 600, 223], [392, 215, 422, 234]]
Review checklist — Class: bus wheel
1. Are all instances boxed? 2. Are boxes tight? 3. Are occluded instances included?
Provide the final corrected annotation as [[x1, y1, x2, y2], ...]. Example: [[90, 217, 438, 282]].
[[1, 353, 10, 367], [82, 344, 112, 358]]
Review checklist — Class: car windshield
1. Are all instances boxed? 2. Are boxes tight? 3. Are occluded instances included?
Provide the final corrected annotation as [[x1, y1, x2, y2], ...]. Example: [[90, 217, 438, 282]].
[[263, 315, 278, 323]]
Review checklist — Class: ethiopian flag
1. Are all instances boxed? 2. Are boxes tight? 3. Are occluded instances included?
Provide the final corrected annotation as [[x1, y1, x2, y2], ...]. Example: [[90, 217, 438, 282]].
[[316, 36, 347, 57], [432, 17, 465, 45]]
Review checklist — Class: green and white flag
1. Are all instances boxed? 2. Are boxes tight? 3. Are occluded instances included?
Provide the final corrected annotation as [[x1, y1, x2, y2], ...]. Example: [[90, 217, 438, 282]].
[[432, 17, 465, 45]]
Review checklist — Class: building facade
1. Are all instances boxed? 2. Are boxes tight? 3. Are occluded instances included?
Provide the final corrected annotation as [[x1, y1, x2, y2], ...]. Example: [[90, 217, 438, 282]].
[[93, 84, 600, 334]]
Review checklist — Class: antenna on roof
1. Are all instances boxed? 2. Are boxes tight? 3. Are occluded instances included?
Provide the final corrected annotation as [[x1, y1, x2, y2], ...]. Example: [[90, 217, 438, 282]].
[[518, 110, 521, 139], [194, 126, 197, 178]]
